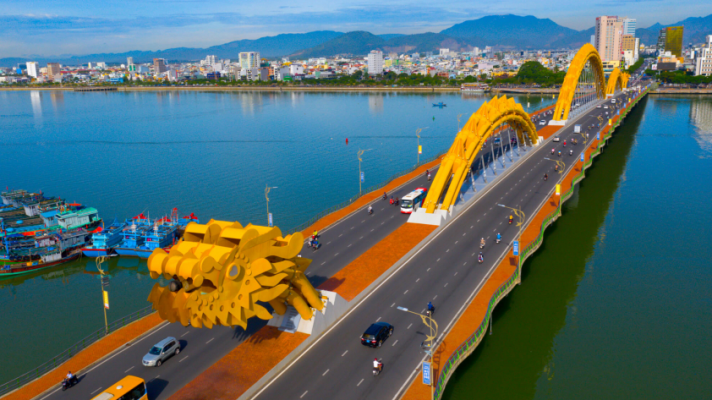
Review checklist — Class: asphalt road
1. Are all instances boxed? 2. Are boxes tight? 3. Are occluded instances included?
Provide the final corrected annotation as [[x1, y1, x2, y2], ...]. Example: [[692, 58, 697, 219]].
[[250, 89, 640, 400], [36, 80, 647, 400]]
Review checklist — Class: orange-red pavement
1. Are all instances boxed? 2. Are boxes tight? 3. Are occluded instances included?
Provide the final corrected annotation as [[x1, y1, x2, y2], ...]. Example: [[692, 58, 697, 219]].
[[2, 313, 164, 400]]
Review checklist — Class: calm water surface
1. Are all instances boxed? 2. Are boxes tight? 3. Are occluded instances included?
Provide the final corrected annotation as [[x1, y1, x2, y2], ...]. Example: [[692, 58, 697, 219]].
[[0, 90, 554, 383], [443, 96, 712, 399]]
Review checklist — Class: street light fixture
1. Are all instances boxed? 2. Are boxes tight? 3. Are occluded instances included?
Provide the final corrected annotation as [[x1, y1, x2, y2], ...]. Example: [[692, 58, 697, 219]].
[[397, 306, 438, 399], [265, 185, 278, 227], [416, 127, 428, 165], [357, 149, 371, 195]]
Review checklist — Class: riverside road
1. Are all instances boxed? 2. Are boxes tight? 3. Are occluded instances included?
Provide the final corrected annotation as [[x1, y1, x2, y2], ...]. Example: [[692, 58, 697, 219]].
[[38, 80, 643, 400]]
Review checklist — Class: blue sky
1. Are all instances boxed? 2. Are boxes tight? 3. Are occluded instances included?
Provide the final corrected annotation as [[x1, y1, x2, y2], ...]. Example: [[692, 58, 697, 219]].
[[1, 0, 710, 57]]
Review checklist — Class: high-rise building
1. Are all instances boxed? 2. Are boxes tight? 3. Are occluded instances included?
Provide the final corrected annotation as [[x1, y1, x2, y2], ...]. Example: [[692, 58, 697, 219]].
[[153, 58, 167, 73], [664, 26, 684, 57], [239, 52, 260, 69], [26, 61, 39, 78], [657, 29, 667, 52], [595, 16, 624, 62], [127, 57, 134, 66], [694, 35, 712, 76], [590, 35, 596, 45], [622, 18, 637, 36], [46, 63, 61, 80], [621, 35, 636, 52], [367, 50, 384, 75]]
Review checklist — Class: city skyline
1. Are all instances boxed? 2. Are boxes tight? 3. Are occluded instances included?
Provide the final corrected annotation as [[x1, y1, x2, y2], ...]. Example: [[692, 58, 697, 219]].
[[1, 0, 711, 57]]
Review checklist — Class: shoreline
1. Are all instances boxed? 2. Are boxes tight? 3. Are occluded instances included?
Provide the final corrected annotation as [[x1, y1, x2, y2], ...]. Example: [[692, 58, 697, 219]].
[[0, 86, 464, 93]]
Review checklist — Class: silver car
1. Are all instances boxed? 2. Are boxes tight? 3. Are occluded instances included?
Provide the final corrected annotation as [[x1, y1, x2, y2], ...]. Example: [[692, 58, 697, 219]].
[[142, 337, 180, 367]]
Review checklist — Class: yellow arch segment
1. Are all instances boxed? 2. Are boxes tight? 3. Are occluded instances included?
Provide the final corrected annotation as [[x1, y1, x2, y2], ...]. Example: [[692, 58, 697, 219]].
[[423, 96, 538, 213], [621, 72, 630, 89], [553, 43, 606, 121], [606, 68, 624, 96]]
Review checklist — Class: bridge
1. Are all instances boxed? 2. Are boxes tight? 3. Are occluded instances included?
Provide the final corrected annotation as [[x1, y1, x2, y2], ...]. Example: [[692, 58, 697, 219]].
[[7, 45, 649, 400]]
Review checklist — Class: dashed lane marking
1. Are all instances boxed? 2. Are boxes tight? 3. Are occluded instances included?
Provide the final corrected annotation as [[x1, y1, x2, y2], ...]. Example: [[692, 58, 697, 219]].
[[404, 290, 409, 295], [455, 271, 459, 275], [321, 262, 326, 265], [444, 283, 448, 287], [357, 379, 364, 387], [181, 331, 190, 337], [433, 295, 438, 300], [392, 340, 399, 347], [301, 391, 308, 398], [408, 323, 413, 329], [446, 249, 450, 253], [206, 338, 214, 344], [376, 316, 382, 322], [327, 241, 331, 245], [323, 369, 330, 376], [342, 350, 348, 357], [124, 366, 134, 373], [391, 302, 395, 307], [179, 356, 189, 363], [91, 388, 103, 395], [427, 268, 431, 272], [416, 278, 420, 283]]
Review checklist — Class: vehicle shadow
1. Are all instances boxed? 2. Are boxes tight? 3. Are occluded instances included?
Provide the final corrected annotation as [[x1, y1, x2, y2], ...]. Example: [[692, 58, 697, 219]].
[[147, 378, 169, 399]]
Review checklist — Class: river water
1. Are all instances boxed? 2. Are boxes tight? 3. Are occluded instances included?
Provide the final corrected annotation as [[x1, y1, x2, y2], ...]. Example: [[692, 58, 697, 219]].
[[443, 95, 712, 399], [0, 90, 554, 384]]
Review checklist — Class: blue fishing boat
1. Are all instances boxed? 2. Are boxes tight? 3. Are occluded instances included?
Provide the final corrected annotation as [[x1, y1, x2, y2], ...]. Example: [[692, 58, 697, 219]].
[[81, 219, 127, 257], [432, 102, 446, 107], [135, 222, 178, 259], [114, 221, 148, 257]]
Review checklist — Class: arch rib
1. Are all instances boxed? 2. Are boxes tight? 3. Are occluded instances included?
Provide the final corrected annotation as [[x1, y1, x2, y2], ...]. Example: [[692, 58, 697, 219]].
[[606, 68, 624, 96], [423, 96, 538, 214], [552, 44, 606, 122]]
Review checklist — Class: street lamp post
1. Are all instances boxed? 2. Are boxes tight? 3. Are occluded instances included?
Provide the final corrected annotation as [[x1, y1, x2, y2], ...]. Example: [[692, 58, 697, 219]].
[[265, 185, 277, 227], [357, 149, 371, 196], [416, 127, 428, 165], [543, 157, 566, 207], [397, 306, 438, 400], [96, 256, 109, 334]]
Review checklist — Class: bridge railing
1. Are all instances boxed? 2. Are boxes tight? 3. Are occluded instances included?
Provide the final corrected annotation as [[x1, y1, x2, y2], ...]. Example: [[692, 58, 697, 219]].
[[431, 86, 650, 399], [285, 152, 446, 235], [0, 305, 155, 397]]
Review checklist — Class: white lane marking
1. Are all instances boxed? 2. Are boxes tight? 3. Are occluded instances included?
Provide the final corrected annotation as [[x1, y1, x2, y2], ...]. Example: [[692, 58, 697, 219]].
[[455, 241, 458, 244], [444, 283, 448, 287], [436, 258, 440, 262], [358, 379, 364, 387], [391, 302, 395, 307], [392, 340, 399, 347], [339, 234, 343, 237], [433, 295, 438, 300], [404, 290, 409, 295], [321, 262, 326, 265], [471, 225, 474, 228], [335, 253, 339, 256], [323, 369, 330, 376], [376, 316, 382, 322], [91, 387, 103, 395], [327, 241, 331, 245], [206, 338, 214, 344], [348, 244, 352, 248], [416, 278, 420, 283], [179, 355, 189, 362], [351, 226, 355, 230], [446, 249, 450, 252], [462, 233, 466, 236], [455, 271, 459, 276], [124, 366, 134, 373], [362, 220, 365, 223], [155, 375, 160, 379], [407, 323, 413, 329], [427, 268, 431, 272], [342, 350, 349, 357], [371, 229, 374, 232], [360, 236, 363, 240], [181, 331, 190, 337], [38, 322, 171, 400], [301, 391, 308, 398]]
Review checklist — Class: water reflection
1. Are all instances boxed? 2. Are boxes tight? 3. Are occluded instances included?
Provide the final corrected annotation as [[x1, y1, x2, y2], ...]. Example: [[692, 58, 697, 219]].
[[30, 91, 42, 127], [50, 91, 64, 112], [689, 98, 712, 157], [368, 95, 384, 114]]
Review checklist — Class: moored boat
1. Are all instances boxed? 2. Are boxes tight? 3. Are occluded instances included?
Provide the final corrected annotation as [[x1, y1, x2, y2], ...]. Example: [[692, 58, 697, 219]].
[[82, 219, 128, 257], [135, 222, 178, 259], [115, 222, 148, 257], [0, 251, 81, 277]]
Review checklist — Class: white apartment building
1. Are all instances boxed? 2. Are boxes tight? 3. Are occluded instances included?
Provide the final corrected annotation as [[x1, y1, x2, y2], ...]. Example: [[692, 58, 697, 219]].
[[367, 50, 384, 75], [694, 35, 712, 76], [239, 52, 260, 69], [622, 18, 637, 36], [26, 62, 39, 78]]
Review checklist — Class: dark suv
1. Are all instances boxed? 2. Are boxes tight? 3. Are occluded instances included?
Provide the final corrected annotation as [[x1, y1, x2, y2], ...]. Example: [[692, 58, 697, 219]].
[[361, 322, 394, 348]]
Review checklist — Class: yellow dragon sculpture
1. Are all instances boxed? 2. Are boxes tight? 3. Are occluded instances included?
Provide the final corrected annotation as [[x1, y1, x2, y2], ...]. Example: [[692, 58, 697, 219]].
[[146, 220, 324, 329]]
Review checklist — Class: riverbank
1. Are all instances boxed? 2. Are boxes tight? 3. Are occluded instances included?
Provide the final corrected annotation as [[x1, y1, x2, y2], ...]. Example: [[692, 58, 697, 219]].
[[651, 88, 712, 95], [0, 86, 462, 93]]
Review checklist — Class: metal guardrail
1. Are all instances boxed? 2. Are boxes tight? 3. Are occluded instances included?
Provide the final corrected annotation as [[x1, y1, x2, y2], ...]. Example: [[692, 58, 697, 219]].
[[0, 305, 155, 396], [285, 152, 446, 235], [431, 88, 649, 399]]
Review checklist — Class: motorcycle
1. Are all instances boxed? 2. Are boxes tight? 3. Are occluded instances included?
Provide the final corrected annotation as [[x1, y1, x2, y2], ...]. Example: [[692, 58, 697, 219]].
[[496, 236, 501, 244], [382, 193, 388, 201], [62, 376, 78, 391], [544, 174, 548, 181], [373, 360, 384, 376], [368, 208, 373, 215], [478, 255, 484, 264]]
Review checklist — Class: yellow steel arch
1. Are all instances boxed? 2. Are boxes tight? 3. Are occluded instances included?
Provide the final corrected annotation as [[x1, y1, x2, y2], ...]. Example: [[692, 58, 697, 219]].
[[423, 96, 538, 213], [553, 44, 606, 121], [606, 68, 624, 96], [622, 72, 630, 89]]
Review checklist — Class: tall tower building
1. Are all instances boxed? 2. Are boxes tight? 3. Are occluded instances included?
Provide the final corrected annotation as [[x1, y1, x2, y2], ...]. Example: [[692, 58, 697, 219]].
[[239, 52, 260, 69], [153, 58, 167, 73], [46, 63, 61, 80], [622, 18, 637, 36], [664, 26, 684, 57], [26, 61, 39, 78], [595, 16, 624, 62], [367, 50, 384, 75], [127, 57, 134, 66]]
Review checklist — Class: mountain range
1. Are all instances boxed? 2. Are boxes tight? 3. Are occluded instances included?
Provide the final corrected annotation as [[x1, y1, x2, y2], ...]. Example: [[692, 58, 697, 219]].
[[2, 14, 711, 67]]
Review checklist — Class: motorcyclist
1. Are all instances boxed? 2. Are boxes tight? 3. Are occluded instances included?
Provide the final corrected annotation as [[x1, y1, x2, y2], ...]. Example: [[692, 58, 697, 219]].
[[563, 140, 566, 147], [496, 233, 502, 243], [425, 169, 429, 179], [509, 215, 514, 224], [480, 237, 485, 249], [390, 197, 394, 205], [558, 150, 562, 157], [555, 164, 559, 171], [383, 192, 387, 200], [569, 149, 573, 156], [551, 148, 555, 155], [368, 205, 373, 215], [427, 301, 435, 315], [478, 252, 484, 263], [427, 172, 432, 181], [373, 358, 382, 372], [66, 371, 74, 381], [544, 173, 548, 180]]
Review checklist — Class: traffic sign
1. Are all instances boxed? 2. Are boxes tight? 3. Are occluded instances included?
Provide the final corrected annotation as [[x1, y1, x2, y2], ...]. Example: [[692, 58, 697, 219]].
[[580, 152, 585, 162], [422, 361, 431, 385], [101, 276, 110, 288], [360, 171, 365, 183], [103, 290, 109, 310], [597, 132, 600, 140], [513, 241, 519, 256], [418, 145, 422, 155], [268, 213, 273, 227]]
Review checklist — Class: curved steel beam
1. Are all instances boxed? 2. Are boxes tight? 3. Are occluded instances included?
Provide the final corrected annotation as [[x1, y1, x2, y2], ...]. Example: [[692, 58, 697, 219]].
[[606, 68, 624, 96], [553, 44, 606, 121], [423, 96, 538, 213]]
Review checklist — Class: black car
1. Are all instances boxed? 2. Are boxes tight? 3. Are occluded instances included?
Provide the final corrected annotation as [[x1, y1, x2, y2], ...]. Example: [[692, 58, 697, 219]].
[[361, 322, 394, 348]]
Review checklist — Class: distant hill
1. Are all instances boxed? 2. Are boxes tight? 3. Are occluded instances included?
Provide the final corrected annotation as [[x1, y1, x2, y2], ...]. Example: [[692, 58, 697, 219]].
[[441, 14, 590, 49], [291, 31, 477, 58], [0, 31, 344, 66]]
